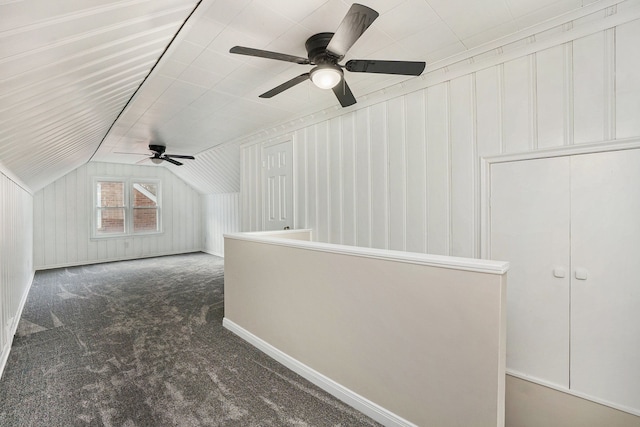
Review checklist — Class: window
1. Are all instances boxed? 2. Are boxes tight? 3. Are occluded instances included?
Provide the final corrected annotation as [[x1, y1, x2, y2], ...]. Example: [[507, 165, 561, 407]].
[[132, 182, 159, 232], [93, 178, 161, 237]]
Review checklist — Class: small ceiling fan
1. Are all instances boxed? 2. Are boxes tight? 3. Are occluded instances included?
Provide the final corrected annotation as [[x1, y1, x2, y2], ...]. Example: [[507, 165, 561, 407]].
[[144, 144, 195, 166], [229, 3, 426, 108]]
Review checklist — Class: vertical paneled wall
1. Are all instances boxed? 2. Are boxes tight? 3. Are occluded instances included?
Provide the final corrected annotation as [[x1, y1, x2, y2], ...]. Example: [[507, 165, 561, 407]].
[[241, 19, 640, 258], [202, 192, 240, 257], [33, 162, 203, 269], [0, 172, 33, 376]]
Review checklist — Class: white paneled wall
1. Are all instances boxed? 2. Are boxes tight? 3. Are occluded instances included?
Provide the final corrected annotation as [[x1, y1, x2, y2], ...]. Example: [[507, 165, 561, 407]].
[[202, 193, 240, 257], [0, 172, 33, 377], [240, 18, 640, 258], [33, 162, 203, 269]]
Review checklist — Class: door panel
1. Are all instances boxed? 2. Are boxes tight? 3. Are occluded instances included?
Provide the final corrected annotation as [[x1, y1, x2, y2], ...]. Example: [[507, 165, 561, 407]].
[[263, 141, 293, 231], [570, 149, 640, 412], [490, 156, 571, 388]]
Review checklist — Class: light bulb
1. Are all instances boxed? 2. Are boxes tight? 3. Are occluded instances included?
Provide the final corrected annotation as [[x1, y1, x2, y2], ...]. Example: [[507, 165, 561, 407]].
[[151, 157, 163, 164], [310, 66, 342, 89]]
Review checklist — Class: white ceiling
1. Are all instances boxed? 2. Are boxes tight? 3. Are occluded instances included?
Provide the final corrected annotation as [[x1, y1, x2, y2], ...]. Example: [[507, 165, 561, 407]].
[[1, 0, 599, 192]]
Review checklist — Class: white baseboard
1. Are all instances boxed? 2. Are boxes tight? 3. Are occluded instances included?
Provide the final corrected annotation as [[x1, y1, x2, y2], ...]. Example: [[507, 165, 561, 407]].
[[202, 249, 224, 258], [0, 342, 10, 381], [222, 318, 417, 427], [34, 250, 203, 271], [0, 269, 35, 380]]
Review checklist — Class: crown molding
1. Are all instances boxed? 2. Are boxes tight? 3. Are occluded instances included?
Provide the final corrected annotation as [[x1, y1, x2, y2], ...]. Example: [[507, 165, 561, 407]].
[[235, 0, 640, 149]]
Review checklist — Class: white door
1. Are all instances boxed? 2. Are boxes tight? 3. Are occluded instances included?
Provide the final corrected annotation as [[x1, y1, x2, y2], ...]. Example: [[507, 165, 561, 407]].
[[570, 149, 640, 412], [263, 141, 293, 231], [490, 156, 571, 388]]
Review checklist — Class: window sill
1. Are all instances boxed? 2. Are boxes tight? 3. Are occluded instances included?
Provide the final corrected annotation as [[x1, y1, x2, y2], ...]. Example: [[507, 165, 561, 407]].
[[90, 230, 163, 240]]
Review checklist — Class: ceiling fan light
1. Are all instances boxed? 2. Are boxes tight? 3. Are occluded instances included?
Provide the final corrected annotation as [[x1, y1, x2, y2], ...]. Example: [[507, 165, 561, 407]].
[[150, 157, 163, 164], [310, 66, 342, 89]]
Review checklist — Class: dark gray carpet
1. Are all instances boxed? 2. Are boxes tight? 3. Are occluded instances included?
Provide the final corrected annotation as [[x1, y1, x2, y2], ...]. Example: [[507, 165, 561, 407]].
[[0, 253, 380, 426]]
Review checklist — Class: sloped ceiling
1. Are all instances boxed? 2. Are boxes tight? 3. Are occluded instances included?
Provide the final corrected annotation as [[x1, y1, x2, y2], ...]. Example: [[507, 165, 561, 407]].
[[1, 0, 599, 192], [0, 0, 202, 191]]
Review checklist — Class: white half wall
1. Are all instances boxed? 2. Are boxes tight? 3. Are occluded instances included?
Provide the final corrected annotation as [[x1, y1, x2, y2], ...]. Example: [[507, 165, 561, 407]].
[[33, 162, 203, 269], [202, 192, 240, 257], [0, 171, 33, 378], [239, 14, 640, 259]]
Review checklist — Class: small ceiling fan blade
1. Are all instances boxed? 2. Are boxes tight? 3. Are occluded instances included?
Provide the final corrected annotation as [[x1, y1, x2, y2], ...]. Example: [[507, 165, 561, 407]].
[[230, 46, 310, 64], [114, 151, 149, 156], [326, 4, 379, 59], [260, 73, 310, 98], [345, 59, 425, 76], [136, 157, 152, 165], [164, 154, 195, 159], [332, 79, 356, 107], [162, 156, 183, 166]]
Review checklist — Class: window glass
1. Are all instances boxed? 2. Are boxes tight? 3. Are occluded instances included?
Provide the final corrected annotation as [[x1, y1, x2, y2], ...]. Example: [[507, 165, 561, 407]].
[[132, 182, 158, 232], [96, 181, 125, 235]]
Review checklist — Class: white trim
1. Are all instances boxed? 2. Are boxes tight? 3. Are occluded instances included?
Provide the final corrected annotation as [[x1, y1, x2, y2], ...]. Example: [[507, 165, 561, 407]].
[[506, 371, 640, 417], [483, 137, 640, 164], [0, 161, 32, 195], [91, 177, 163, 238], [0, 269, 35, 380], [225, 230, 508, 274], [202, 249, 224, 258], [480, 137, 640, 258], [33, 250, 202, 271], [223, 318, 419, 427]]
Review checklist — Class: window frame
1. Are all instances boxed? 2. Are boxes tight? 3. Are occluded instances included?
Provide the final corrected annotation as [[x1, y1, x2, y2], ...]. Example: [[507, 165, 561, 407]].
[[91, 177, 162, 239]]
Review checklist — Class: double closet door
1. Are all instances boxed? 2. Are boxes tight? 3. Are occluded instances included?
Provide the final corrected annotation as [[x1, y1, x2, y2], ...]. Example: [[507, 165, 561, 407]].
[[490, 148, 640, 415]]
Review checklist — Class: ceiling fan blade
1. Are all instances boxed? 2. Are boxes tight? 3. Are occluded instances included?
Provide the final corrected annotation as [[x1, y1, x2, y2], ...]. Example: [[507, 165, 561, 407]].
[[162, 157, 183, 166], [164, 154, 195, 159], [136, 157, 152, 165], [345, 59, 425, 76], [114, 151, 149, 156], [230, 46, 310, 64], [260, 73, 310, 98], [326, 4, 379, 59], [332, 79, 356, 107]]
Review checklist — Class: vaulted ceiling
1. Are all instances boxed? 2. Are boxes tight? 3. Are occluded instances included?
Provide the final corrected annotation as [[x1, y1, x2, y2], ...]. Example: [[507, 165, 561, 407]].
[[1, 0, 599, 192]]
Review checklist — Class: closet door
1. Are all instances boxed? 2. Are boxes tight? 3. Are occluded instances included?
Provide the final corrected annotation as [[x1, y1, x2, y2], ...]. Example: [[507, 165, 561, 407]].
[[570, 149, 640, 413], [490, 156, 571, 387], [263, 140, 293, 231]]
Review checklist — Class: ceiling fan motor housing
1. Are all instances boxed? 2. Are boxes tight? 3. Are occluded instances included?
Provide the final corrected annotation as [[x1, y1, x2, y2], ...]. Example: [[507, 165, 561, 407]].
[[305, 32, 339, 64], [149, 144, 166, 155]]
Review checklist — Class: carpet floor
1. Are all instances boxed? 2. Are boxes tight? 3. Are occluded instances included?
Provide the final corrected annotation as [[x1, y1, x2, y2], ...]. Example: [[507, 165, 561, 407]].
[[0, 253, 381, 427]]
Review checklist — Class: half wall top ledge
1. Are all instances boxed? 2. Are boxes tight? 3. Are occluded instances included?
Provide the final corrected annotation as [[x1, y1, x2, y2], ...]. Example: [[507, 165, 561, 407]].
[[227, 229, 510, 274]]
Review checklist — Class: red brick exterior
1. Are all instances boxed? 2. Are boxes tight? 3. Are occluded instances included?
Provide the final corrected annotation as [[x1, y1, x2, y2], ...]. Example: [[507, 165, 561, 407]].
[[97, 181, 125, 233], [133, 183, 158, 232], [97, 181, 158, 234]]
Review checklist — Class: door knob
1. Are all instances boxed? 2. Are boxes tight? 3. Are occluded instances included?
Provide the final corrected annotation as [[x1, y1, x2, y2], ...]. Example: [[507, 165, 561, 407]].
[[575, 268, 588, 280], [553, 267, 566, 278]]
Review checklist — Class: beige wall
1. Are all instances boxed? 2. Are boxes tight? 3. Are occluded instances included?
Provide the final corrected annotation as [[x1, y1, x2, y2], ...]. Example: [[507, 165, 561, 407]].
[[506, 376, 640, 427], [224, 232, 508, 426]]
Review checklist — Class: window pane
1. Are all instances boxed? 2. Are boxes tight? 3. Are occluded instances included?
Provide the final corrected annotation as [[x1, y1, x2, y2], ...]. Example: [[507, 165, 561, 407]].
[[133, 183, 158, 207], [96, 208, 125, 234], [97, 181, 124, 207], [133, 208, 158, 232]]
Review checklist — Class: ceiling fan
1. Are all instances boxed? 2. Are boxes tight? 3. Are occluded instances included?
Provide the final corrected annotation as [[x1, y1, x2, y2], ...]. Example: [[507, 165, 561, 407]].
[[229, 3, 425, 107], [144, 144, 195, 166]]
